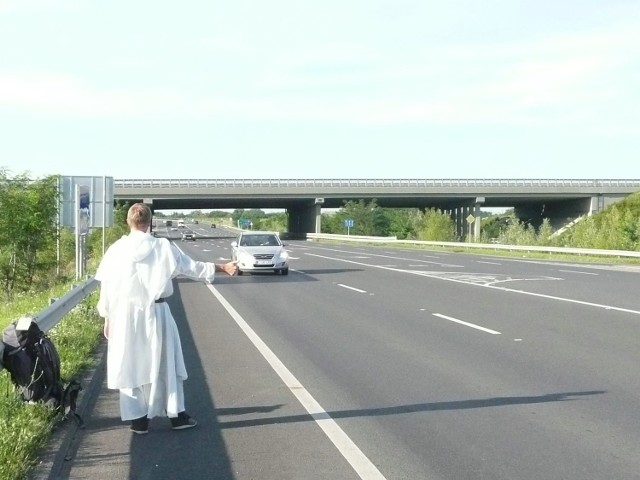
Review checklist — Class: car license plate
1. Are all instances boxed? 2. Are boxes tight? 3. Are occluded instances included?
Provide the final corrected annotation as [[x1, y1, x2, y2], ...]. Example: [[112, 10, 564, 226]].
[[255, 260, 272, 265]]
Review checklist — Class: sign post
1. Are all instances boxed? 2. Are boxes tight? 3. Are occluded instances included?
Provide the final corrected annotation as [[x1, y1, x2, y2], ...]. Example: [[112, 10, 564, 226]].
[[74, 184, 90, 280], [59, 176, 114, 280], [466, 214, 475, 243], [344, 219, 354, 235]]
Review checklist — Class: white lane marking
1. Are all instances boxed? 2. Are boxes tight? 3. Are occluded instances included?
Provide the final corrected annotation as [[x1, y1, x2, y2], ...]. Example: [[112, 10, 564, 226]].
[[338, 284, 367, 293], [207, 285, 387, 480], [477, 261, 501, 265], [433, 313, 502, 335], [558, 269, 599, 276], [305, 253, 640, 316], [408, 263, 464, 268], [307, 246, 462, 268]]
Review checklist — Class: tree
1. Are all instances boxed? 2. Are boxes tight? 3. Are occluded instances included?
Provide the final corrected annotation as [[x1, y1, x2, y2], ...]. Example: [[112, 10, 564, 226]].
[[417, 209, 456, 241], [498, 219, 537, 245], [0, 171, 59, 296], [259, 212, 288, 232], [536, 218, 555, 246], [387, 209, 416, 240], [339, 199, 387, 236], [321, 211, 344, 234]]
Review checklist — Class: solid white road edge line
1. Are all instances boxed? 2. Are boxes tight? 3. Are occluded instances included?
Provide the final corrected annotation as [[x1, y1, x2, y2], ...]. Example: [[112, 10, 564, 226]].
[[432, 313, 502, 335], [206, 284, 388, 480]]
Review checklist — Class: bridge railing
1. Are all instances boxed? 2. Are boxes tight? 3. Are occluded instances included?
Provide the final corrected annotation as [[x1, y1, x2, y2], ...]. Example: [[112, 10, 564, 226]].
[[114, 178, 640, 189]]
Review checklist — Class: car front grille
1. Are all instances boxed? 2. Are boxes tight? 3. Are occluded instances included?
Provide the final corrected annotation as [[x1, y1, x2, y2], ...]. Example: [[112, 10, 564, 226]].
[[254, 254, 275, 260]]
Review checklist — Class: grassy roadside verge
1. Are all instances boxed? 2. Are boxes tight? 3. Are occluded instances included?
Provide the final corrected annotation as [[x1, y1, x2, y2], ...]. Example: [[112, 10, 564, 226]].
[[0, 284, 103, 480], [310, 237, 640, 266]]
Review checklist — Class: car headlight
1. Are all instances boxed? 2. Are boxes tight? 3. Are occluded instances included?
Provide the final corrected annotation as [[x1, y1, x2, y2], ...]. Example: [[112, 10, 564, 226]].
[[279, 249, 289, 261]]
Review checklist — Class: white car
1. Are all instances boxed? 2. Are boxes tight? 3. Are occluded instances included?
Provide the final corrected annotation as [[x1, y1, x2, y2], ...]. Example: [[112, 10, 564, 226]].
[[231, 231, 289, 275]]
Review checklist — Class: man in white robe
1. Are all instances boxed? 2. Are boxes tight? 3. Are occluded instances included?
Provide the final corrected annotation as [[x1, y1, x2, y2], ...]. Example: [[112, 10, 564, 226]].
[[95, 203, 237, 434]]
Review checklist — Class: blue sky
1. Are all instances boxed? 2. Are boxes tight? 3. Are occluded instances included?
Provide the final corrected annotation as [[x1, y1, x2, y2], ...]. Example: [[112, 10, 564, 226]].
[[1, 0, 639, 181]]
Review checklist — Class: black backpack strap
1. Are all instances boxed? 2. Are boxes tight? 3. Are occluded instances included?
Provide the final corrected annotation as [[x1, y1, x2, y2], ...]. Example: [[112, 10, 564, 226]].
[[62, 380, 84, 428]]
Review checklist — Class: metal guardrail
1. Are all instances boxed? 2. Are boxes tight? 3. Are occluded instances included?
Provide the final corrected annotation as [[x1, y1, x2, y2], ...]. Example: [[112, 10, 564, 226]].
[[115, 178, 640, 189], [33, 278, 99, 333], [1, 278, 99, 370], [306, 234, 640, 259]]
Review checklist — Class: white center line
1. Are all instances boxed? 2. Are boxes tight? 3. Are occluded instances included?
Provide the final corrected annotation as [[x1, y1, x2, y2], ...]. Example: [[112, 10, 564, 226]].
[[477, 261, 501, 265], [558, 269, 599, 276], [433, 313, 502, 335], [338, 284, 367, 293], [207, 285, 387, 480]]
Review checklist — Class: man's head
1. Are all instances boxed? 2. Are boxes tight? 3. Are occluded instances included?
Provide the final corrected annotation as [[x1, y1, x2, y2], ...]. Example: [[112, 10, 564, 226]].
[[127, 203, 152, 232]]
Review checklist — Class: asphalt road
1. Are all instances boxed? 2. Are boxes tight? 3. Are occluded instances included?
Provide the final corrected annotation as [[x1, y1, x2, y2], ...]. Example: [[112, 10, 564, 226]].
[[35, 232, 640, 480]]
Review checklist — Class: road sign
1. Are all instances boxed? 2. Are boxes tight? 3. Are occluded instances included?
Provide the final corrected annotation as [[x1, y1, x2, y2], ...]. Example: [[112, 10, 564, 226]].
[[344, 219, 354, 235], [466, 214, 475, 224]]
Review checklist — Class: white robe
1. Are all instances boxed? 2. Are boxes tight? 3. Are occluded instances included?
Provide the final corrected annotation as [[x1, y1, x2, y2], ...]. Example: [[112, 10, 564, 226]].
[[95, 230, 215, 418]]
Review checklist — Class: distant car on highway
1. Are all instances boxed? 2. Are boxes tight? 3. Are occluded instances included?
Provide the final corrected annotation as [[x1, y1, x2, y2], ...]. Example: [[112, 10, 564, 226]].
[[211, 223, 216, 228], [181, 231, 196, 241], [231, 231, 289, 275]]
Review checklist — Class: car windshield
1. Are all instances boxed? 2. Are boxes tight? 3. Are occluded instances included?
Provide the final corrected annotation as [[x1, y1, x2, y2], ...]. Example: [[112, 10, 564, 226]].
[[239, 234, 279, 246]]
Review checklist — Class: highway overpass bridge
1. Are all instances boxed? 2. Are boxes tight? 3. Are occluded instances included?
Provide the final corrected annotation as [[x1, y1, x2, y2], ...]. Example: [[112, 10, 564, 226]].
[[114, 178, 640, 238]]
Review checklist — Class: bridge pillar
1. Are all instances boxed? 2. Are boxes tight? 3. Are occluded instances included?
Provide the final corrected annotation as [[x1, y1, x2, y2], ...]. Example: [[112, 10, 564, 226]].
[[474, 204, 482, 241], [452, 207, 464, 240], [315, 204, 322, 233], [456, 206, 467, 240], [462, 206, 470, 240], [286, 203, 318, 238], [474, 197, 485, 242], [590, 195, 604, 215]]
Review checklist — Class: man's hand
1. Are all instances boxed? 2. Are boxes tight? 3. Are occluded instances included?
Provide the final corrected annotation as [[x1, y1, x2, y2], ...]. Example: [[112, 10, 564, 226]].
[[209, 261, 238, 282], [219, 261, 238, 276]]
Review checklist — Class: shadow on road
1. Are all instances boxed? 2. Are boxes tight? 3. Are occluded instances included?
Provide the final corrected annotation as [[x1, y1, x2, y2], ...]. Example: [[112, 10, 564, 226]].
[[127, 286, 235, 480], [215, 390, 606, 430]]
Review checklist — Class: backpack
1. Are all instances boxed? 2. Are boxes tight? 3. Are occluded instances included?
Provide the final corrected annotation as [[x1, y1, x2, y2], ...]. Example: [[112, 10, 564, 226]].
[[1, 319, 83, 427]]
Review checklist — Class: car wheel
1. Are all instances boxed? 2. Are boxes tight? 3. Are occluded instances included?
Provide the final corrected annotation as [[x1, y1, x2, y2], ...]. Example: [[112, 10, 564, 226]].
[[237, 269, 244, 276], [281, 268, 289, 275]]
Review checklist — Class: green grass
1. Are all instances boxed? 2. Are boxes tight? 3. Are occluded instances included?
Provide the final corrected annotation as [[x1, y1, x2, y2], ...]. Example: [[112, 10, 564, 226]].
[[0, 283, 103, 480], [313, 238, 640, 266]]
